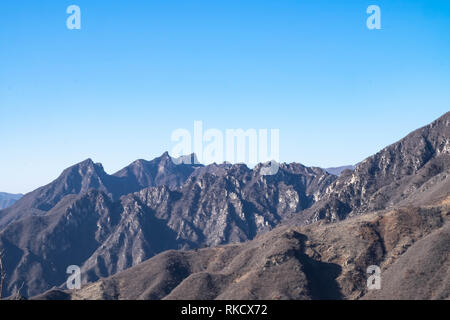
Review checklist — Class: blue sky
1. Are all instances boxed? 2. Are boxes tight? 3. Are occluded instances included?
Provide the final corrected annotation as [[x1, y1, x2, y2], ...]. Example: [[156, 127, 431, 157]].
[[1, 0, 449, 193]]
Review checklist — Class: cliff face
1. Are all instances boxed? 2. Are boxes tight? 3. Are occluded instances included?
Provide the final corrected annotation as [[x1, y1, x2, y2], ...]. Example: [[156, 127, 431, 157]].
[[0, 160, 335, 297], [35, 198, 450, 300], [303, 112, 450, 223], [0, 154, 201, 228], [1, 112, 449, 300]]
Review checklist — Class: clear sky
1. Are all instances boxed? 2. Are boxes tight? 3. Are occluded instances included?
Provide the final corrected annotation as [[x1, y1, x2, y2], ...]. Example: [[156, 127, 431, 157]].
[[1, 0, 449, 194]]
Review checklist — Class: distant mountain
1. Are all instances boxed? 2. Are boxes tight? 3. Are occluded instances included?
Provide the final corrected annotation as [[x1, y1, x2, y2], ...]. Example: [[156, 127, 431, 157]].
[[0, 153, 201, 228], [79, 162, 334, 284], [0, 158, 335, 297], [300, 111, 450, 224], [325, 165, 355, 176], [35, 198, 450, 300], [0, 193, 22, 210]]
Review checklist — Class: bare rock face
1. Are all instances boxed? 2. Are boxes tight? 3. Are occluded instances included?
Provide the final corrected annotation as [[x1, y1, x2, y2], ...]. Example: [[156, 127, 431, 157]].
[[304, 112, 450, 223], [0, 154, 201, 228], [79, 162, 335, 283], [2, 112, 450, 300], [34, 199, 449, 300], [0, 158, 335, 298], [112, 152, 202, 190], [37, 227, 335, 300]]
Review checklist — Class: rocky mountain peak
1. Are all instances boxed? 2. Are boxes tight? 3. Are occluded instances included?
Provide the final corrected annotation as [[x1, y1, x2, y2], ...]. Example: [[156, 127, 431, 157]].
[[113, 152, 203, 190], [303, 112, 450, 223]]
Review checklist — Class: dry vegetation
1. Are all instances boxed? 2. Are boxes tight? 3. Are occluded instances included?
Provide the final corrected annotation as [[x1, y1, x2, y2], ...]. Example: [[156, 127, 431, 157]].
[[33, 198, 449, 300]]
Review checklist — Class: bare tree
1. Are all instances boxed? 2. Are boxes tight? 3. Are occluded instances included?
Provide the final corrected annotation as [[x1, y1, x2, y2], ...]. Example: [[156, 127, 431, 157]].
[[0, 250, 5, 300]]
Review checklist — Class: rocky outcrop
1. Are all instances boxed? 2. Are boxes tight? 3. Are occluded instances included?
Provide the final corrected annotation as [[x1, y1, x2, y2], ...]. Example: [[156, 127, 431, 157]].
[[112, 152, 202, 190], [303, 112, 450, 223], [0, 153, 201, 228], [0, 161, 335, 298], [35, 199, 449, 300]]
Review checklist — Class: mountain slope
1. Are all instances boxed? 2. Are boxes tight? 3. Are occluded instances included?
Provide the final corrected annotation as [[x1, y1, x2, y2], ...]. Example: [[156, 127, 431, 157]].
[[0, 193, 22, 210], [362, 221, 450, 300], [112, 152, 202, 190], [0, 159, 112, 228], [35, 199, 449, 300], [0, 154, 201, 229], [0, 191, 119, 297], [2, 112, 449, 299], [80, 163, 335, 283], [34, 226, 343, 300], [300, 112, 450, 224], [0, 162, 335, 297]]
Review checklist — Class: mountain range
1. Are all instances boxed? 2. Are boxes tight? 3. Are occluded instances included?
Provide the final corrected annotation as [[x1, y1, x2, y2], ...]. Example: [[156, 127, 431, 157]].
[[35, 198, 449, 300], [0, 153, 200, 228], [0, 111, 449, 299], [0, 159, 335, 296]]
